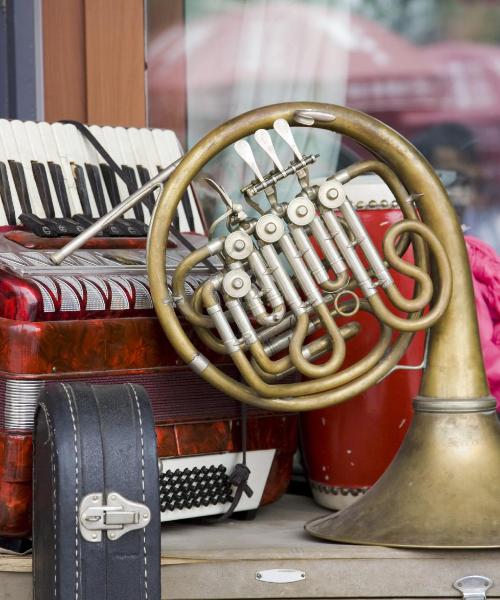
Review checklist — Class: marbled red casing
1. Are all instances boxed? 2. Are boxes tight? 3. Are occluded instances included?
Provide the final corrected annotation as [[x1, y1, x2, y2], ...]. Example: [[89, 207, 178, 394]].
[[0, 232, 297, 538]]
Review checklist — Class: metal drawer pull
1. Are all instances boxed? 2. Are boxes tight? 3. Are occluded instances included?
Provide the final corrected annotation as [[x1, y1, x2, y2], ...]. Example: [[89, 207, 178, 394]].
[[255, 569, 305, 584], [454, 576, 493, 600]]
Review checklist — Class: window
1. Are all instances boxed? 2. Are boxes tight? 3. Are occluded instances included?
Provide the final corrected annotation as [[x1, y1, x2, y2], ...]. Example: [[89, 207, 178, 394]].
[[147, 0, 500, 251]]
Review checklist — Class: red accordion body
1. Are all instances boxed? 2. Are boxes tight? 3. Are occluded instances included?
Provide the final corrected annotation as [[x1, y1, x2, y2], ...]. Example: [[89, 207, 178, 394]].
[[0, 233, 297, 537]]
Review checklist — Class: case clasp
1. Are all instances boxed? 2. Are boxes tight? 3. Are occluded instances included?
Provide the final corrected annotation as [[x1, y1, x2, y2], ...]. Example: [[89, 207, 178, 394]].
[[79, 492, 150, 542]]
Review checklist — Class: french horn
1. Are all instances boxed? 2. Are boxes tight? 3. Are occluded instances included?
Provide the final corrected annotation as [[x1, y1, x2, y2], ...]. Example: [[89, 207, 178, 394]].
[[147, 102, 500, 549]]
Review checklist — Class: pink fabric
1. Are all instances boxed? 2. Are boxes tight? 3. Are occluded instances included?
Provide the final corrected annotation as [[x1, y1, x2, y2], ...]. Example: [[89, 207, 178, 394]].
[[465, 236, 500, 409]]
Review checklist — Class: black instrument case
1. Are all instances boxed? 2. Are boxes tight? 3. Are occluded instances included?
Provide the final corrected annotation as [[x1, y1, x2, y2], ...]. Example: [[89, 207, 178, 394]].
[[33, 382, 161, 600]]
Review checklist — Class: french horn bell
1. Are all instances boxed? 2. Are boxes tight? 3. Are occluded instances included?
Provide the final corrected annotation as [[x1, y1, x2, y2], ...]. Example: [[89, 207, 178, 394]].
[[147, 102, 500, 549]]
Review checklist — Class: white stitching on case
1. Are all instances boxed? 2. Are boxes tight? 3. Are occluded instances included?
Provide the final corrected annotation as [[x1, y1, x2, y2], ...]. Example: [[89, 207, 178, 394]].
[[126, 383, 149, 600], [61, 383, 80, 600], [37, 403, 58, 599]]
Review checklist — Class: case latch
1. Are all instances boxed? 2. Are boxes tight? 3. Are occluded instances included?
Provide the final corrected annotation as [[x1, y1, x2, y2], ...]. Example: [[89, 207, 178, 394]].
[[79, 492, 151, 542], [454, 576, 493, 600]]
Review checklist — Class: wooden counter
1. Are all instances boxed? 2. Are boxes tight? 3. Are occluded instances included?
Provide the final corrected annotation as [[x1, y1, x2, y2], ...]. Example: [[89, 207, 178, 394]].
[[2, 494, 500, 599]]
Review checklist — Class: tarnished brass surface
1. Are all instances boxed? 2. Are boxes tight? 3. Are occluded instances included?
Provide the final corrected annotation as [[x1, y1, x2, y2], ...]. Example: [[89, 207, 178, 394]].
[[147, 103, 498, 547], [148, 103, 485, 404], [306, 397, 500, 548]]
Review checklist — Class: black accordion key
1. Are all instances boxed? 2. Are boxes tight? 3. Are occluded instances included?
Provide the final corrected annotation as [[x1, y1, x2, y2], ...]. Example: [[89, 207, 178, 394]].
[[27, 216, 84, 237], [48, 162, 72, 218], [121, 217, 148, 236], [71, 214, 103, 236], [32, 161, 56, 218], [113, 218, 143, 237], [121, 164, 144, 222], [8, 160, 31, 215], [182, 190, 195, 232], [72, 163, 93, 215], [100, 163, 121, 208], [136, 165, 156, 213], [0, 162, 17, 225], [57, 217, 84, 235], [85, 163, 108, 216], [19, 214, 59, 237]]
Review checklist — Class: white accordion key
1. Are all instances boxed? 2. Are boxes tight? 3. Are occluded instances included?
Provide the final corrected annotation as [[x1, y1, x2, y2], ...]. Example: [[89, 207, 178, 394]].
[[50, 123, 84, 217], [273, 119, 302, 161], [234, 139, 264, 183], [38, 122, 68, 217], [9, 120, 45, 218], [0, 120, 205, 236], [254, 129, 286, 175], [151, 128, 189, 232], [101, 126, 132, 214], [129, 127, 159, 226], [119, 127, 153, 223], [25, 122, 61, 218], [139, 127, 171, 226], [63, 123, 100, 217]]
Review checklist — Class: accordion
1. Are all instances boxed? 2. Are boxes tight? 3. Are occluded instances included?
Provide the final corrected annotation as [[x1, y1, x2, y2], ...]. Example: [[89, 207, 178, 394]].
[[0, 119, 297, 538]]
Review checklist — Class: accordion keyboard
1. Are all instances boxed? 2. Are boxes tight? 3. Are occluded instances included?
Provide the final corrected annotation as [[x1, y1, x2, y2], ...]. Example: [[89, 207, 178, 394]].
[[0, 237, 217, 321], [0, 119, 204, 233]]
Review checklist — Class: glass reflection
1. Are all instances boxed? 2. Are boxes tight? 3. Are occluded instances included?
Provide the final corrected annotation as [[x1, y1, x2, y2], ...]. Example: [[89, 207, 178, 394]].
[[147, 0, 500, 250]]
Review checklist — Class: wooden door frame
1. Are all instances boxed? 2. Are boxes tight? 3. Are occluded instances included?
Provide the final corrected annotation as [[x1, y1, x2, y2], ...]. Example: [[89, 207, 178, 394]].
[[42, 0, 146, 127]]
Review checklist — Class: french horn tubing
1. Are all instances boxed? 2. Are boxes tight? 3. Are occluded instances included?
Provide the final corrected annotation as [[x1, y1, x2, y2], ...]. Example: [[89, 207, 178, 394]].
[[148, 103, 500, 548]]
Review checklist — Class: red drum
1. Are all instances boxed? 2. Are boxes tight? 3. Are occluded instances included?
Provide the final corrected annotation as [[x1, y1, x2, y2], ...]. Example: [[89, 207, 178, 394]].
[[301, 176, 425, 510]]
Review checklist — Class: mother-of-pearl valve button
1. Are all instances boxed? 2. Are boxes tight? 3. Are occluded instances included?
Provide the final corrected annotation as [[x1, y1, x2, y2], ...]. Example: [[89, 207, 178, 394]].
[[318, 180, 347, 209], [255, 214, 284, 243], [287, 197, 316, 226], [222, 269, 252, 298], [224, 231, 253, 260]]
